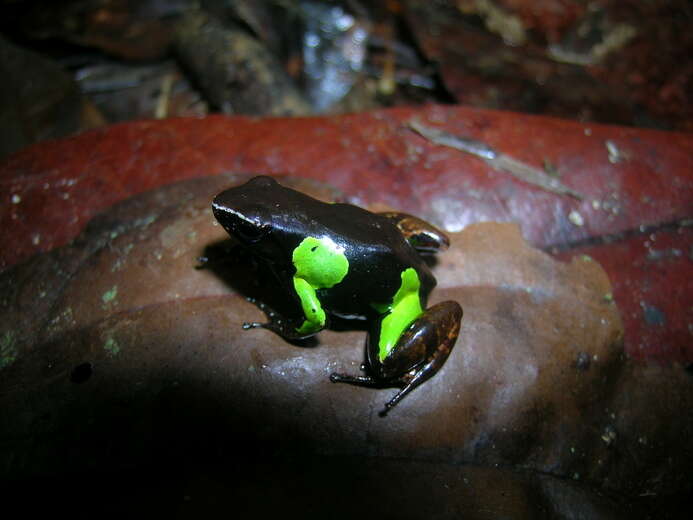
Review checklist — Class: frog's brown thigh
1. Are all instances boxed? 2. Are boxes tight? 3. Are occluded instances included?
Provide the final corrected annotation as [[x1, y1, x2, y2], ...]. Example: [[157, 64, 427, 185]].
[[377, 300, 461, 379], [383, 300, 462, 411]]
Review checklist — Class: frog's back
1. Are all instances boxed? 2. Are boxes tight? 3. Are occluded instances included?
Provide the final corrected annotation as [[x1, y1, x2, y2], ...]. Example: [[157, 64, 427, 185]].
[[315, 202, 436, 316]]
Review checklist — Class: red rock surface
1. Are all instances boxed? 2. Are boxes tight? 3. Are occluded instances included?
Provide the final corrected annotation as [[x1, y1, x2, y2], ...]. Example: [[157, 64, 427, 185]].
[[556, 226, 692, 363]]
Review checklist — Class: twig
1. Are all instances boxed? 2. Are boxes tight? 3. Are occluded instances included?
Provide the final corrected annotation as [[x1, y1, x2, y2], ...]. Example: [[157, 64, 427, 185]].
[[408, 120, 583, 200]]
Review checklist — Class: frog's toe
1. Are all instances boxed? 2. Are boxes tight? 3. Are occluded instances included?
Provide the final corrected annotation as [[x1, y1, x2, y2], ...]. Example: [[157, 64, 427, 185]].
[[242, 321, 265, 330], [330, 372, 380, 386]]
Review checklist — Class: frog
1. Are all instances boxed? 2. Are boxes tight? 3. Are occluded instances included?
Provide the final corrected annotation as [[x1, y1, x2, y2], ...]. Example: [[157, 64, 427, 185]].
[[211, 176, 462, 414]]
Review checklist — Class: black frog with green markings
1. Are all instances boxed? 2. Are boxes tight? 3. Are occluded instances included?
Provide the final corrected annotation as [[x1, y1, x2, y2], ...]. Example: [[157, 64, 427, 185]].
[[212, 176, 462, 413]]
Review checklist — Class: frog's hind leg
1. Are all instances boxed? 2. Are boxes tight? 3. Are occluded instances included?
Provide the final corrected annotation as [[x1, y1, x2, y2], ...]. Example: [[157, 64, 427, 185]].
[[380, 300, 462, 414], [332, 300, 462, 415], [382, 342, 451, 413]]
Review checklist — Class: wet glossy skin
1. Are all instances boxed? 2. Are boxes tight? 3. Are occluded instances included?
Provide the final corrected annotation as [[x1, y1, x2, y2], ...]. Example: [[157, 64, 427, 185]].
[[212, 176, 462, 414]]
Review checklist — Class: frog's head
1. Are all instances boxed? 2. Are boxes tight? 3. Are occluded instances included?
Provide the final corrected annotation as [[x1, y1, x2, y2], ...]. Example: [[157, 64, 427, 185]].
[[212, 176, 276, 245]]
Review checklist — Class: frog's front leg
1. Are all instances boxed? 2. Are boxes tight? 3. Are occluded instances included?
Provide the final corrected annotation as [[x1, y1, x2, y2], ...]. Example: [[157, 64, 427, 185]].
[[331, 300, 462, 413], [245, 235, 349, 340], [243, 275, 327, 341]]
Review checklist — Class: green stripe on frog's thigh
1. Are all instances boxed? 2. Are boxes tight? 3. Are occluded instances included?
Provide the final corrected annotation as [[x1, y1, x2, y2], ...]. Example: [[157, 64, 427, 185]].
[[378, 267, 423, 361], [292, 236, 349, 333]]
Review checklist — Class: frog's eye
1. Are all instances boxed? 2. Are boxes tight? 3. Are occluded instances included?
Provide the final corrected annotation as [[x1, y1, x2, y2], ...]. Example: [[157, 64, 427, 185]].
[[212, 200, 271, 244], [234, 218, 271, 244]]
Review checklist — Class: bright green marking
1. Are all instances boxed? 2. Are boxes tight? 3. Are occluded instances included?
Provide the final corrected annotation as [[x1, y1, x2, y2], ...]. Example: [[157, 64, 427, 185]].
[[378, 268, 423, 362], [103, 336, 120, 356], [0, 331, 18, 370], [292, 236, 349, 333], [102, 285, 118, 306], [293, 236, 349, 288]]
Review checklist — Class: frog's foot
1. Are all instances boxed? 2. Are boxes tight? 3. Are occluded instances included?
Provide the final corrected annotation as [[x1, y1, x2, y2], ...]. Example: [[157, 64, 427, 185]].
[[376, 358, 449, 416], [242, 297, 317, 340], [329, 371, 417, 416], [242, 321, 265, 330], [329, 370, 421, 416], [329, 373, 382, 387], [242, 296, 277, 329]]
